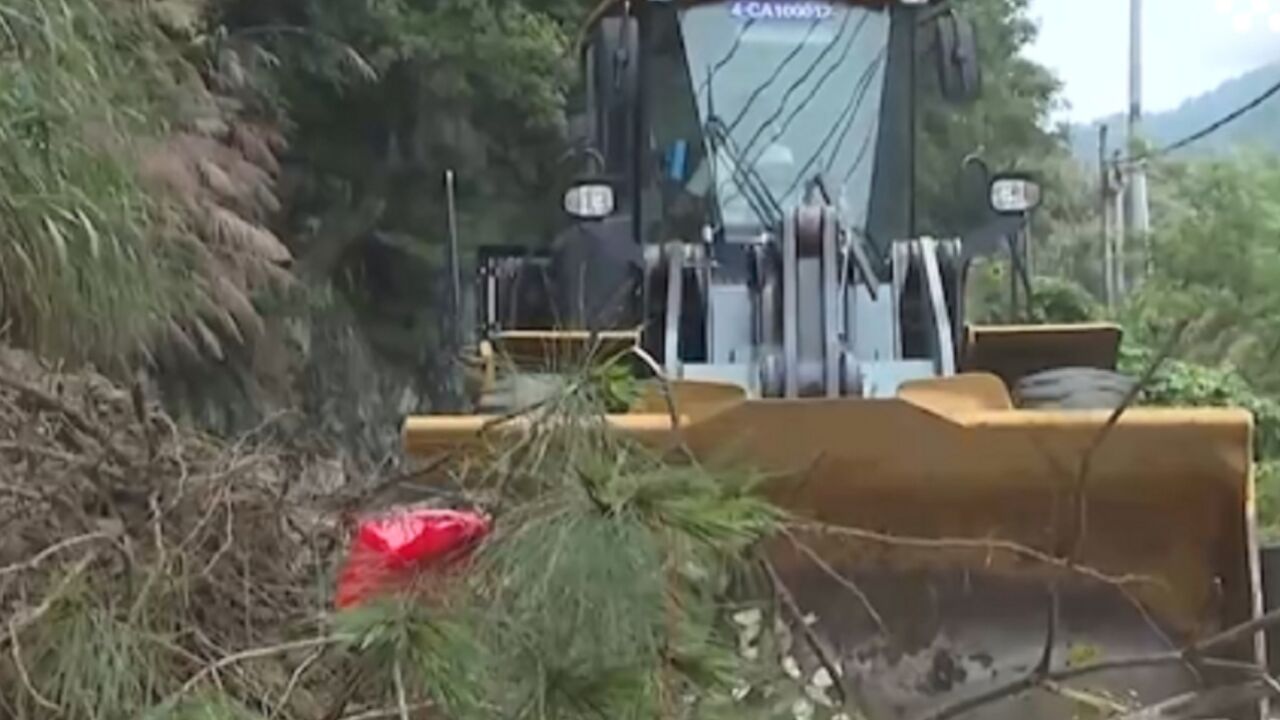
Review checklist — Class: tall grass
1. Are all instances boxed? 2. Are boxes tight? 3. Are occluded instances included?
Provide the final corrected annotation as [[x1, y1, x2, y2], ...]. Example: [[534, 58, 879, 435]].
[[0, 0, 200, 364]]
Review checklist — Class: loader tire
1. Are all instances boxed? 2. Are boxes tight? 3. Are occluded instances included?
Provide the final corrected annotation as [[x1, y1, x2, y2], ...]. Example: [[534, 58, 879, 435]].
[[1012, 367, 1137, 411], [475, 373, 567, 414]]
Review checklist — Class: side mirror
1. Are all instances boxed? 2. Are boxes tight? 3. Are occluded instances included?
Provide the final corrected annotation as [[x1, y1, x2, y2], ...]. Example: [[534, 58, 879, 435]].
[[988, 173, 1043, 216], [935, 10, 981, 104], [563, 179, 617, 221]]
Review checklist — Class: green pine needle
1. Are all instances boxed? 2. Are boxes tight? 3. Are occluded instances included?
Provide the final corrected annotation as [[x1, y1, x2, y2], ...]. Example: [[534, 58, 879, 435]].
[[334, 597, 489, 718], [389, 378, 803, 719], [142, 693, 265, 720]]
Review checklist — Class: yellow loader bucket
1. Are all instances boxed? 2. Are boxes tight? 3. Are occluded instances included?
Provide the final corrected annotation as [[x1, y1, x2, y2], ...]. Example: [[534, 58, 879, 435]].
[[403, 373, 1262, 719]]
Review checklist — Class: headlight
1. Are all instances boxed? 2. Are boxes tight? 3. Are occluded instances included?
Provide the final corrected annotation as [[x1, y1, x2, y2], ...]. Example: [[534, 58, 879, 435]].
[[989, 175, 1043, 215], [563, 182, 615, 220]]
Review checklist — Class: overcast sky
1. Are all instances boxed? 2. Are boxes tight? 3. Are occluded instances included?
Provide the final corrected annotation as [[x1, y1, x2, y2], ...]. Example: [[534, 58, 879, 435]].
[[1024, 0, 1280, 123]]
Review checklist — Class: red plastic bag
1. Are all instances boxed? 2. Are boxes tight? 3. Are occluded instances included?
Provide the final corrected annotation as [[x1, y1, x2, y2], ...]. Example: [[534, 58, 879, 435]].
[[335, 507, 491, 609]]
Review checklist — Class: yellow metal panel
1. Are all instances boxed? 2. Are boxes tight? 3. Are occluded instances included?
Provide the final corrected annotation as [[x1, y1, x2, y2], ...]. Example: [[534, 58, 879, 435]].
[[401, 373, 1261, 716]]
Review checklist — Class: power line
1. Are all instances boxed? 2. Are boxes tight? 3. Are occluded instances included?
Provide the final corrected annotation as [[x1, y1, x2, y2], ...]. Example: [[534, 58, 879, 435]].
[[733, 11, 872, 163], [1122, 75, 1280, 166], [696, 19, 756, 98]]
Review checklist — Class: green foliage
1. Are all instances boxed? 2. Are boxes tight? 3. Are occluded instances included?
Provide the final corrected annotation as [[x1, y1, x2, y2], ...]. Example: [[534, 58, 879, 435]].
[[467, 409, 786, 718], [16, 595, 164, 719], [143, 694, 265, 720], [916, 0, 1065, 236], [1120, 343, 1280, 459], [588, 359, 643, 413], [0, 0, 193, 363], [335, 598, 491, 717], [329, 387, 814, 719], [967, 266, 1101, 325], [1023, 154, 1114, 297], [0, 0, 295, 380], [1114, 152, 1280, 539], [214, 0, 584, 373], [1124, 155, 1280, 393], [481, 505, 668, 718], [1023, 276, 1102, 323], [1120, 342, 1280, 538]]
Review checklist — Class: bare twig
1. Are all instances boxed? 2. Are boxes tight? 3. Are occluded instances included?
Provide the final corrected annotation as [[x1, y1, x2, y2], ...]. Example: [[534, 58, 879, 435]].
[[916, 668, 1043, 720], [789, 521, 1155, 589], [1034, 582, 1059, 676], [338, 702, 433, 720], [0, 478, 43, 501], [0, 532, 114, 580], [914, 604, 1280, 720], [9, 616, 60, 712], [393, 657, 411, 720], [178, 484, 231, 552], [318, 665, 371, 720], [1113, 679, 1274, 720], [1, 551, 98, 647], [199, 490, 237, 577], [1196, 607, 1280, 656], [627, 346, 679, 434], [779, 527, 888, 636], [1041, 680, 1129, 715], [628, 344, 705, 465], [0, 441, 125, 482], [128, 494, 167, 624], [175, 635, 346, 699], [1066, 319, 1189, 562], [271, 644, 332, 719], [0, 371, 133, 467], [342, 452, 459, 514], [761, 558, 851, 709]]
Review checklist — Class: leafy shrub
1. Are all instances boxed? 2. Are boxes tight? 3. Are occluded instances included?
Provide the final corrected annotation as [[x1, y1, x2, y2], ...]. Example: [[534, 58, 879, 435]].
[[1120, 343, 1280, 538]]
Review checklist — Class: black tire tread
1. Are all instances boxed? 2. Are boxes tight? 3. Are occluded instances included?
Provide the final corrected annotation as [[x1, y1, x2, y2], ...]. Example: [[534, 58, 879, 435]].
[[1013, 367, 1137, 410]]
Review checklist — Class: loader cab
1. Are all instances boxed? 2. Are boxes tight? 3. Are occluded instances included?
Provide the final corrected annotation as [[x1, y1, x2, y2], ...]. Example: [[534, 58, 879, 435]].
[[576, 0, 912, 256], [476, 0, 1038, 401]]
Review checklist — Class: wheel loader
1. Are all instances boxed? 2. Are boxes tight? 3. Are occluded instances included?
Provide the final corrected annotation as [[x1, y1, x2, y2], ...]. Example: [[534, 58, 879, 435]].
[[402, 0, 1265, 717]]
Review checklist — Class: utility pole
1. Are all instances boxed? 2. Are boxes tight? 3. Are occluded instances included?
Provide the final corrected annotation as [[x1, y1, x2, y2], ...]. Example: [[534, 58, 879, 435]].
[[1099, 126, 1114, 309], [1112, 150, 1128, 300], [445, 170, 463, 335], [1127, 0, 1151, 242], [1024, 218, 1033, 279]]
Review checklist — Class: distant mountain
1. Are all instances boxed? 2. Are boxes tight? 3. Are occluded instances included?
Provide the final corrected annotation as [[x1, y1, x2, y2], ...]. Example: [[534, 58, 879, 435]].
[[1066, 62, 1280, 166]]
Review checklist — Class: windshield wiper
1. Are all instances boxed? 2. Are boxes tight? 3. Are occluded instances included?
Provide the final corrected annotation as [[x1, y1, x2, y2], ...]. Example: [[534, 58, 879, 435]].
[[705, 115, 784, 230], [804, 171, 881, 299]]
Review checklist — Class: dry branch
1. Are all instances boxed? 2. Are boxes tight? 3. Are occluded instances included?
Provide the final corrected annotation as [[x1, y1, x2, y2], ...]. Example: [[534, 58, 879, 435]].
[[0, 346, 356, 718], [779, 527, 888, 636], [1065, 318, 1190, 562], [338, 702, 433, 720], [0, 372, 133, 467], [0, 532, 115, 580], [789, 521, 1156, 588], [915, 601, 1280, 720], [913, 322, 1232, 720], [762, 558, 852, 710], [174, 635, 345, 698]]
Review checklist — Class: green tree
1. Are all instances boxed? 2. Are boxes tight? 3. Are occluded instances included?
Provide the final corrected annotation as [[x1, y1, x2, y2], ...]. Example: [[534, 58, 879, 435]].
[[213, 0, 584, 377], [1124, 154, 1280, 392], [915, 0, 1066, 237]]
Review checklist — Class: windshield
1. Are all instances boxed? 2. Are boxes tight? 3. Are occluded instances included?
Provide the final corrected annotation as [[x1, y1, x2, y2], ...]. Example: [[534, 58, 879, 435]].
[[678, 2, 891, 233]]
